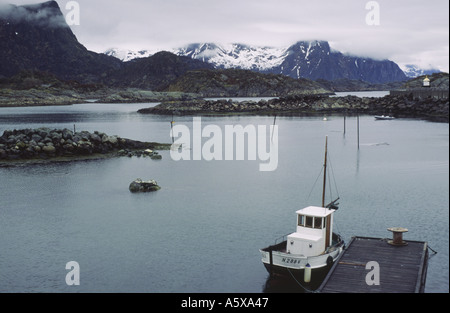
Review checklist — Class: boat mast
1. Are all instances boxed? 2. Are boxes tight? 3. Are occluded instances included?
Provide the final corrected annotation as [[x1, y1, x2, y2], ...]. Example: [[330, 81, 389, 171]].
[[170, 112, 175, 144], [322, 136, 328, 208]]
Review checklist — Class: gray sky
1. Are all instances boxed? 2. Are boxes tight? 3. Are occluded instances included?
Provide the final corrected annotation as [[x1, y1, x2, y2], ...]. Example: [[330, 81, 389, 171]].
[[3, 0, 449, 71]]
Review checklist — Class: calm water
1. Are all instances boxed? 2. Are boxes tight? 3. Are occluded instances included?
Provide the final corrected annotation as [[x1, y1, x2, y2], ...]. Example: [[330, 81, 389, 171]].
[[331, 90, 390, 98], [0, 102, 448, 293]]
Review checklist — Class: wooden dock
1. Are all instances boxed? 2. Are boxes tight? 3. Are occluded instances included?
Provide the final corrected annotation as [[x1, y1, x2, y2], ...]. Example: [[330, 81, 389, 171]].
[[318, 236, 429, 293]]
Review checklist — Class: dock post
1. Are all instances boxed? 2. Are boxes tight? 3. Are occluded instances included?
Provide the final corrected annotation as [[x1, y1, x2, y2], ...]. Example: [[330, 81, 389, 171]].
[[387, 227, 408, 246]]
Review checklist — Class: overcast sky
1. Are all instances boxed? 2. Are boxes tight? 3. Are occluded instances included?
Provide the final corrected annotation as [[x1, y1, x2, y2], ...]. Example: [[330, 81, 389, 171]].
[[3, 0, 449, 71]]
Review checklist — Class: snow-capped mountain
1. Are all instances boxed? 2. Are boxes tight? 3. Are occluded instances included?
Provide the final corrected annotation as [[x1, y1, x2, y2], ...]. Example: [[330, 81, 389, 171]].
[[104, 48, 155, 62], [104, 43, 287, 71], [400, 64, 441, 78], [104, 40, 408, 84], [173, 41, 407, 84], [174, 43, 288, 72]]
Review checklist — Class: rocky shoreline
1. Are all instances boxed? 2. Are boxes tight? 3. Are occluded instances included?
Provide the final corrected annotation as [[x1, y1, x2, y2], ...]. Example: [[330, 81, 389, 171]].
[[138, 94, 449, 121], [0, 71, 203, 107], [0, 87, 202, 107], [0, 128, 170, 165]]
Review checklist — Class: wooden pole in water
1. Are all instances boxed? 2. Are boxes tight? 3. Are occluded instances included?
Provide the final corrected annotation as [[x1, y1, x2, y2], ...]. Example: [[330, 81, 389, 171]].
[[322, 136, 328, 208], [357, 115, 360, 150], [271, 115, 277, 143], [344, 115, 346, 135]]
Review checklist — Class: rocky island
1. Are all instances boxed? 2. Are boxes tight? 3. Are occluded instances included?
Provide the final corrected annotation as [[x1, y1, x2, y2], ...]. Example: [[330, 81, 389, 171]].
[[138, 70, 449, 121], [0, 128, 171, 166], [138, 93, 449, 121]]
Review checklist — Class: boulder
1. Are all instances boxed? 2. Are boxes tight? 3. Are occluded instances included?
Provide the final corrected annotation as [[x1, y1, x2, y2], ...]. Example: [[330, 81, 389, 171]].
[[90, 133, 102, 143], [62, 129, 73, 140], [31, 134, 43, 142], [16, 141, 27, 150], [102, 135, 119, 145], [129, 178, 161, 193], [37, 128, 50, 139], [150, 154, 162, 160], [42, 145, 56, 154]]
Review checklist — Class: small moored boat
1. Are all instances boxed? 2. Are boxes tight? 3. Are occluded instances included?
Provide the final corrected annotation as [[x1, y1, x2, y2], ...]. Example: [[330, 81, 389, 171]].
[[259, 137, 345, 287], [375, 115, 395, 120]]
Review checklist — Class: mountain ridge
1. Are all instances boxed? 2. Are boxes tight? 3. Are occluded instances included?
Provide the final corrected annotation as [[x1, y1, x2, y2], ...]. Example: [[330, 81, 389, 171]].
[[0, 0, 122, 83], [106, 40, 409, 84], [0, 1, 336, 97], [400, 64, 442, 78]]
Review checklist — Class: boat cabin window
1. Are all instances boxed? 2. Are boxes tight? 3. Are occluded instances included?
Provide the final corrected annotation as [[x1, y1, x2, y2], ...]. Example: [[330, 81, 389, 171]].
[[305, 216, 313, 228], [298, 214, 324, 229], [314, 217, 323, 229], [298, 215, 305, 227]]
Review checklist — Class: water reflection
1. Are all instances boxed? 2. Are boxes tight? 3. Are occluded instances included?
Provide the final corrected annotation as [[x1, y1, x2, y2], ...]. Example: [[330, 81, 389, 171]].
[[263, 275, 307, 293], [262, 274, 326, 293]]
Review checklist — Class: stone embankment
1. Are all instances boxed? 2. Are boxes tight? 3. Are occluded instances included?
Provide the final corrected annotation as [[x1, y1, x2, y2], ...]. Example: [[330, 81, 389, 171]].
[[0, 128, 169, 163], [138, 94, 449, 120]]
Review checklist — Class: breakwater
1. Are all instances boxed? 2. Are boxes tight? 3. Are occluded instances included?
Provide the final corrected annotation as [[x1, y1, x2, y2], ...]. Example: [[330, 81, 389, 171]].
[[0, 128, 169, 163], [389, 88, 449, 100], [138, 94, 449, 120]]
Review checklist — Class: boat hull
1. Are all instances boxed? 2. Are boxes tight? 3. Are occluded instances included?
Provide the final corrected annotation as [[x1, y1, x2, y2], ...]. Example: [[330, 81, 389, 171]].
[[262, 263, 333, 290], [260, 235, 344, 287]]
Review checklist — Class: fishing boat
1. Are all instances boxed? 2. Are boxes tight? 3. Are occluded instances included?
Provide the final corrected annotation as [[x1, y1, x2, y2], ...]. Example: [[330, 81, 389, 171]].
[[259, 137, 345, 286], [375, 115, 395, 120]]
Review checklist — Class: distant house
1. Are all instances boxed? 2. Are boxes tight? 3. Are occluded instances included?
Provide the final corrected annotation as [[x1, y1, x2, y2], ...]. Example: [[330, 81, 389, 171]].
[[390, 73, 449, 100]]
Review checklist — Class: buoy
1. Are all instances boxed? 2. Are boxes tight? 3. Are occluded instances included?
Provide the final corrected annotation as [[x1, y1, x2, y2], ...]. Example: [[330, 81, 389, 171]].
[[304, 263, 312, 283]]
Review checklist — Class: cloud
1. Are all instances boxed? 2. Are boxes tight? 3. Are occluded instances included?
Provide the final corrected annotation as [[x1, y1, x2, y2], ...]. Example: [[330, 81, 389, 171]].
[[0, 1, 68, 28], [2, 0, 449, 72]]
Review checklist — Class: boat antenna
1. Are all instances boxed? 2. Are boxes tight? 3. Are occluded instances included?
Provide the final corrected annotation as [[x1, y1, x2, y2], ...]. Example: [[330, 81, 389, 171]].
[[322, 136, 328, 208]]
